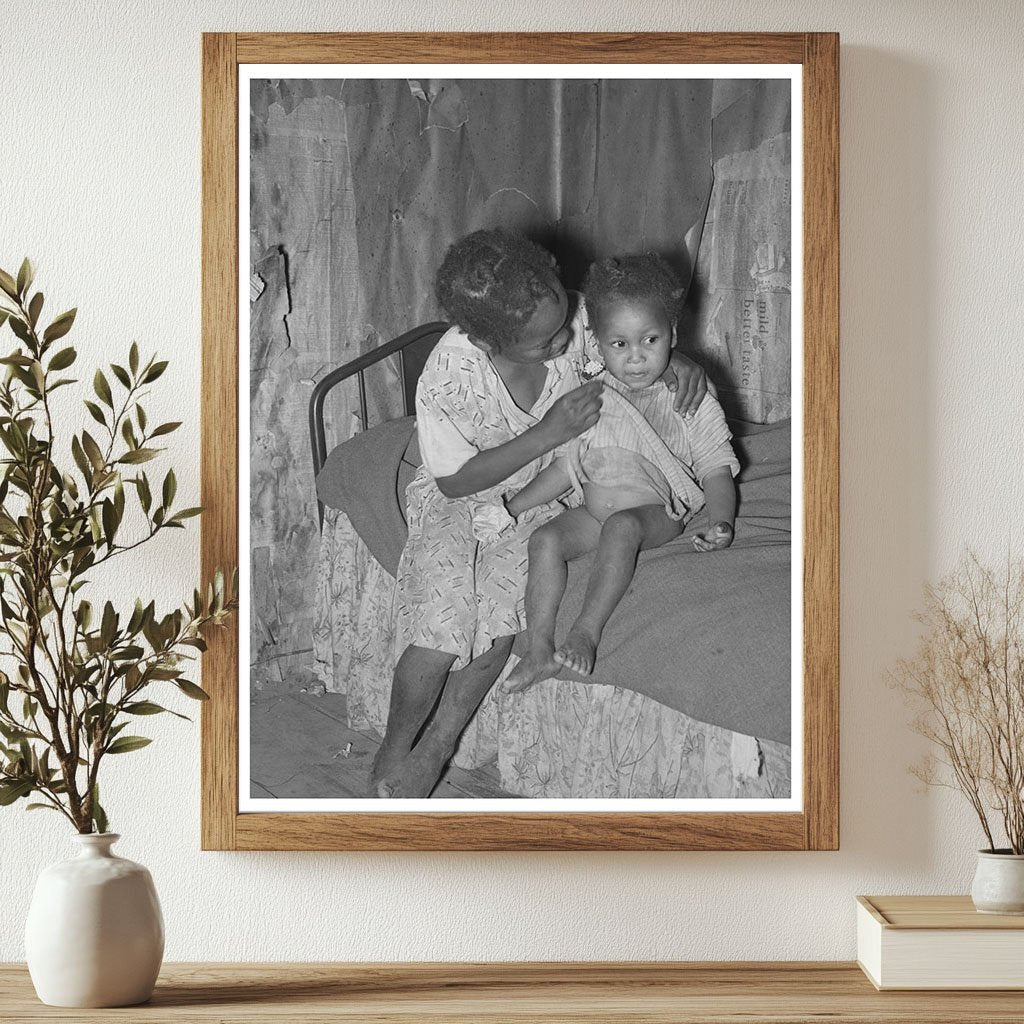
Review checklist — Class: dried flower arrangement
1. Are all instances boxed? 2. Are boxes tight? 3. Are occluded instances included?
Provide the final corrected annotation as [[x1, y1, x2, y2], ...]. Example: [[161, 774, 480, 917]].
[[894, 552, 1024, 854]]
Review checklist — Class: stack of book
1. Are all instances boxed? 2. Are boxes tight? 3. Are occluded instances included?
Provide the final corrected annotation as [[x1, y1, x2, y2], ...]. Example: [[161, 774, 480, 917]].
[[857, 895, 1024, 990]]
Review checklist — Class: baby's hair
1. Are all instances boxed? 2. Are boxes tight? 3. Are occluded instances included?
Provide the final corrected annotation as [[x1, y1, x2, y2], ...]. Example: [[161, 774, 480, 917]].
[[435, 230, 557, 348], [581, 253, 685, 327]]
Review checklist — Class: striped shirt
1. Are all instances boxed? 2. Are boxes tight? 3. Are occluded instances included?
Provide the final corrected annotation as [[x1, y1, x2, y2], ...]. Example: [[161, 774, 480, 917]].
[[565, 372, 740, 522]]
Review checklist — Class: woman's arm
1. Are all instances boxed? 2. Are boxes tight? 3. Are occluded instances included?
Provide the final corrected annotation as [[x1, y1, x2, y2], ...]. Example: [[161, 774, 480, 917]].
[[435, 380, 603, 498], [505, 459, 572, 516]]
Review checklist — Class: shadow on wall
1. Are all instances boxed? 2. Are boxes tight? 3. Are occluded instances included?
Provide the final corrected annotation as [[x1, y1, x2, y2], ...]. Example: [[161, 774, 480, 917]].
[[839, 48, 937, 870]]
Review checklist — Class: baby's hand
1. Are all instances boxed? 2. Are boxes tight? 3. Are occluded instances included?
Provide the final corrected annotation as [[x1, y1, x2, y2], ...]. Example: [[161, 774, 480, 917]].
[[691, 522, 734, 553]]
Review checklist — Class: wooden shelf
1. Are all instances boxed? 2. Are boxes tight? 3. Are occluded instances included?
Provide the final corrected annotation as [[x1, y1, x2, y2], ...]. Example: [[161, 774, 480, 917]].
[[3, 962, 1024, 1022]]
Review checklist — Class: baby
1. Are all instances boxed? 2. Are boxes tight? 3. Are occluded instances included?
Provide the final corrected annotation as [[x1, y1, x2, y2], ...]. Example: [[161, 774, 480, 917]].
[[504, 254, 740, 690]]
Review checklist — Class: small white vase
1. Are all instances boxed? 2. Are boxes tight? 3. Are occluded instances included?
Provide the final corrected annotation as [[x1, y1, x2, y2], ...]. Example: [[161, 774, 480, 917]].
[[25, 833, 164, 1007], [970, 849, 1024, 915]]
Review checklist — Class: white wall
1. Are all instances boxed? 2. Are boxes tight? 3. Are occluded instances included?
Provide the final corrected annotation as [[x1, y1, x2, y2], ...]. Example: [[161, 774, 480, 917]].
[[2, 0, 1022, 961]]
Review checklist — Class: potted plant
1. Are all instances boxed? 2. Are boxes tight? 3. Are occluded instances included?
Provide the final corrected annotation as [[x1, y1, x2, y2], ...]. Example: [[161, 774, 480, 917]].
[[0, 260, 236, 1005], [895, 552, 1024, 914]]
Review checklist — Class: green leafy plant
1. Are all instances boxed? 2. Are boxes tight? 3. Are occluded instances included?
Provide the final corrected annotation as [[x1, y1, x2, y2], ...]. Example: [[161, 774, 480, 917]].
[[0, 259, 236, 833]]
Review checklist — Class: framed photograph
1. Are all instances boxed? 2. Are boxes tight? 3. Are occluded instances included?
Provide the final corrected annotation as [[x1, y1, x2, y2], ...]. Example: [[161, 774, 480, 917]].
[[201, 32, 838, 850]]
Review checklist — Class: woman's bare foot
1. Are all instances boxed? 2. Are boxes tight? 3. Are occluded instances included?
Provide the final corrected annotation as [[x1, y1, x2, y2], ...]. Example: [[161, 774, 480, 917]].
[[375, 772, 399, 798], [504, 646, 560, 693], [554, 628, 598, 676], [369, 738, 410, 796], [376, 732, 455, 798]]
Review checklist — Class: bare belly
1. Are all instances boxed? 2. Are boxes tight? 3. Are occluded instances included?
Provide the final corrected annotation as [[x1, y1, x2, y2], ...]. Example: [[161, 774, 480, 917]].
[[582, 482, 665, 523]]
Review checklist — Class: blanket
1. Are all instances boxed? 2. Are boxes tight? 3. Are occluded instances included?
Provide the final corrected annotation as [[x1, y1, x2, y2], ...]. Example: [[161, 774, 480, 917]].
[[316, 416, 791, 744]]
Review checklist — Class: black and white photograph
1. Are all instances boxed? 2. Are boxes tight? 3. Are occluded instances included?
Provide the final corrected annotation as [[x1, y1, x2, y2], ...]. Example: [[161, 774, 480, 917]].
[[241, 65, 800, 810]]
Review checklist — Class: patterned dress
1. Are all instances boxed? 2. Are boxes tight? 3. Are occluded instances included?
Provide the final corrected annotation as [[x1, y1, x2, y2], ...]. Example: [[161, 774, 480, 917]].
[[394, 305, 592, 668]]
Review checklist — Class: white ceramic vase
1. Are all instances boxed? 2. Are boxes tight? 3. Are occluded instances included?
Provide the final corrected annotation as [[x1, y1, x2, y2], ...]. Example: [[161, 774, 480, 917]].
[[971, 849, 1024, 915], [24, 833, 164, 1007]]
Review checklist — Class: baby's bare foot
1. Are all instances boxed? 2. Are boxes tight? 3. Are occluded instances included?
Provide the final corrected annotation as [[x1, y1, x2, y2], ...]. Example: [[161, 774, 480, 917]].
[[504, 647, 560, 693], [554, 628, 598, 676]]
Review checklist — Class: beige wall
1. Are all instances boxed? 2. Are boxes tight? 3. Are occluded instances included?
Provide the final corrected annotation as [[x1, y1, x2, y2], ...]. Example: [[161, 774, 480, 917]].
[[2, 0, 1022, 960]]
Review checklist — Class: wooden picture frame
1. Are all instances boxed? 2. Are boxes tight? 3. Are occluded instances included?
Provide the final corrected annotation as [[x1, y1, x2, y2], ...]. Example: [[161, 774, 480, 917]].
[[201, 32, 838, 851]]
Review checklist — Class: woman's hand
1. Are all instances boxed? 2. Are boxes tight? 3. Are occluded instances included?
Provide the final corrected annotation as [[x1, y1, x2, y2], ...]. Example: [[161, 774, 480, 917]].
[[661, 352, 708, 417], [436, 384, 600, 499], [539, 378, 603, 446]]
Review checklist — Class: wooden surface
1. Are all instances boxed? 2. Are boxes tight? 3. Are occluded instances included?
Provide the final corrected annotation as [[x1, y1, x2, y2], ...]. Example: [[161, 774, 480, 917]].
[[4, 962, 1024, 1022], [861, 895, 1024, 930], [235, 32, 808, 64], [201, 31, 840, 851], [229, 810, 807, 852], [200, 31, 239, 852], [801, 31, 841, 853]]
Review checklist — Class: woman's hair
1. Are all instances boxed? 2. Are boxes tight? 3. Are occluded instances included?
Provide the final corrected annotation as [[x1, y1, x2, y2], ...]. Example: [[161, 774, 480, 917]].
[[435, 230, 557, 348], [581, 253, 685, 327]]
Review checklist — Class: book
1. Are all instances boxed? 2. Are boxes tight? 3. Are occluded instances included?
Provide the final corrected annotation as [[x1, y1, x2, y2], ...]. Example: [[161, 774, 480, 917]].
[[857, 895, 1024, 990]]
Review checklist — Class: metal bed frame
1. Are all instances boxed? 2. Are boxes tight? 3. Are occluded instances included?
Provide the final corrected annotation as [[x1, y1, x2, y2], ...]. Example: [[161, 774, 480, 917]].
[[308, 321, 449, 524]]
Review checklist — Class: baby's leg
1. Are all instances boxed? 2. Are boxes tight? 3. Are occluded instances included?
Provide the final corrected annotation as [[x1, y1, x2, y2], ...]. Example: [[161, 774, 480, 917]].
[[556, 505, 683, 676], [504, 508, 601, 692]]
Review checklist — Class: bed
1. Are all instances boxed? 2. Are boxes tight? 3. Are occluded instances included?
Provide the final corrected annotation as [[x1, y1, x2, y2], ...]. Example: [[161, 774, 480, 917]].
[[310, 325, 793, 799]]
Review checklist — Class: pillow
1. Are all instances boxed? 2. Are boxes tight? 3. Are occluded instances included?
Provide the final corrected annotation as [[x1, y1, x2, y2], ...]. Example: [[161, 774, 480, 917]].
[[315, 416, 417, 577]]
